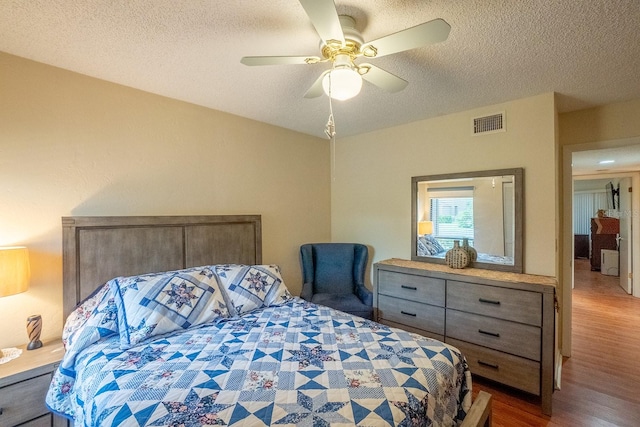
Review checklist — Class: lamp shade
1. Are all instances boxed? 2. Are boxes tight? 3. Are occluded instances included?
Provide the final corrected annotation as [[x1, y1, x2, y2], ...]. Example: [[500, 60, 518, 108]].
[[0, 246, 30, 297], [418, 221, 433, 235]]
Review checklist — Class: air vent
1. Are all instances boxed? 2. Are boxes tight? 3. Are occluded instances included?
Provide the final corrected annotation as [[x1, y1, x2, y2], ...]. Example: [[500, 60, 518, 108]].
[[472, 112, 505, 135]]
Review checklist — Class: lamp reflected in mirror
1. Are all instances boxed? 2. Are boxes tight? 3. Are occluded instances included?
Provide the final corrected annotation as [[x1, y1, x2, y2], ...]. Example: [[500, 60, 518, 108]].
[[418, 221, 433, 236]]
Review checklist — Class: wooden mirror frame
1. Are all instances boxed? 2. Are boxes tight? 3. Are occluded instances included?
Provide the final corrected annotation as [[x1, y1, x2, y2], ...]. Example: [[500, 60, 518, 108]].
[[411, 168, 524, 273]]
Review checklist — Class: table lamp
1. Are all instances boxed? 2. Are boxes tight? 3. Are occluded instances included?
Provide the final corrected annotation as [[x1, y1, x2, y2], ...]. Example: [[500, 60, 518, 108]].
[[0, 247, 32, 357], [418, 221, 433, 235]]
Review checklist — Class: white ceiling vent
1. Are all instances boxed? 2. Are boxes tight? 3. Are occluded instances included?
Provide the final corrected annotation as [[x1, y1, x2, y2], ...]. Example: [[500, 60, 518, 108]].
[[472, 112, 505, 135]]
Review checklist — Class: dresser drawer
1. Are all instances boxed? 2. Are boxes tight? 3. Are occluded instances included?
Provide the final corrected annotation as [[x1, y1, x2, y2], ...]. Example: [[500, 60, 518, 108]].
[[21, 413, 54, 427], [378, 295, 445, 335], [446, 310, 541, 361], [378, 271, 445, 306], [380, 319, 445, 342], [447, 280, 542, 326], [0, 374, 51, 426], [447, 338, 540, 395]]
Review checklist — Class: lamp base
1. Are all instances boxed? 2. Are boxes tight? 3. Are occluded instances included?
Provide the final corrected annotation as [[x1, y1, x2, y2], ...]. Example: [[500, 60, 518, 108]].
[[27, 340, 43, 350], [26, 314, 43, 351]]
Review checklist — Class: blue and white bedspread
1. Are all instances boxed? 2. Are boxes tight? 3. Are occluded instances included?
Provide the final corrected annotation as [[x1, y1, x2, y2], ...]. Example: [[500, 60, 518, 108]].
[[47, 268, 471, 427]]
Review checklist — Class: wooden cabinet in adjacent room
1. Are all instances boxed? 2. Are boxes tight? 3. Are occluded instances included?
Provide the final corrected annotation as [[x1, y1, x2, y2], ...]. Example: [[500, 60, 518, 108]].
[[590, 217, 619, 271]]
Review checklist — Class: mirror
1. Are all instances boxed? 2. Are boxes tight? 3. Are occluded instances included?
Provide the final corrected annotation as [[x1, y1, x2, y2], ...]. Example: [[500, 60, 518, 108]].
[[411, 168, 523, 273]]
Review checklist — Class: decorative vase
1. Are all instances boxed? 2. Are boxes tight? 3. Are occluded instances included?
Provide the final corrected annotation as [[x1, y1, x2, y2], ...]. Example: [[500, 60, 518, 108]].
[[26, 314, 43, 350], [445, 240, 469, 269], [462, 238, 478, 265]]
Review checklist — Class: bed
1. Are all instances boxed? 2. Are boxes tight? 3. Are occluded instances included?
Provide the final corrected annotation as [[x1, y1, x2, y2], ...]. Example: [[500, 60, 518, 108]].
[[47, 215, 491, 427]]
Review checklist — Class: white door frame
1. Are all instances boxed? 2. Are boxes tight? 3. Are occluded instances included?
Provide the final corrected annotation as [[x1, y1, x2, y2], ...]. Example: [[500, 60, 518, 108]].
[[561, 137, 640, 357], [618, 176, 632, 294]]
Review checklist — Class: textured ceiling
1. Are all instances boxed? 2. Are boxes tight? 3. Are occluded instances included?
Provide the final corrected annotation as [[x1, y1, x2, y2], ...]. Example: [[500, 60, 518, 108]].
[[572, 142, 640, 176], [1, 0, 639, 140]]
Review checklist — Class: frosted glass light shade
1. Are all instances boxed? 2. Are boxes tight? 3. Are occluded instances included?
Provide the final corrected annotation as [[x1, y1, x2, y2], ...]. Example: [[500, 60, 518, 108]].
[[0, 246, 30, 297], [322, 67, 362, 101]]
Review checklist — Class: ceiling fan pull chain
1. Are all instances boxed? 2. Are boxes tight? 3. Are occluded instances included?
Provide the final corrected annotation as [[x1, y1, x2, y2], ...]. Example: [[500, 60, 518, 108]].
[[324, 73, 337, 182], [331, 130, 336, 182], [325, 73, 336, 139], [325, 109, 336, 182], [325, 114, 335, 139]]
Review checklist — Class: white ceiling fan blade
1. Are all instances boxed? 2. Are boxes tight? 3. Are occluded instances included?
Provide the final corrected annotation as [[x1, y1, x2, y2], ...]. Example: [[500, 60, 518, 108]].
[[359, 64, 408, 93], [299, 0, 345, 44], [361, 19, 450, 58], [304, 70, 330, 98], [241, 55, 321, 66]]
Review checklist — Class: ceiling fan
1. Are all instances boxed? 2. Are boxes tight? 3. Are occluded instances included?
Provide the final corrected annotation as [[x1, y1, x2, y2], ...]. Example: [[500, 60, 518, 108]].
[[240, 0, 451, 101]]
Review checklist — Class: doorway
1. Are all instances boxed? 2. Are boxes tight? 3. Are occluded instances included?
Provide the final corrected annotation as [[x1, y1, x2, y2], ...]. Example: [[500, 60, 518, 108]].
[[561, 138, 640, 357], [573, 174, 633, 294]]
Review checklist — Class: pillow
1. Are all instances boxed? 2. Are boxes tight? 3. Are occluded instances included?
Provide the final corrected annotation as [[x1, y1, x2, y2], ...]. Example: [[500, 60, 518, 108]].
[[62, 281, 111, 348], [419, 235, 446, 255], [417, 236, 429, 256], [214, 264, 292, 315], [116, 266, 230, 349], [62, 279, 120, 351]]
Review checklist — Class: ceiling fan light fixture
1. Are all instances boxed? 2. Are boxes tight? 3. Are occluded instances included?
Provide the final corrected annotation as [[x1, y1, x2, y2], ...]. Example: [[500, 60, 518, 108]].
[[322, 54, 362, 101], [322, 67, 362, 100]]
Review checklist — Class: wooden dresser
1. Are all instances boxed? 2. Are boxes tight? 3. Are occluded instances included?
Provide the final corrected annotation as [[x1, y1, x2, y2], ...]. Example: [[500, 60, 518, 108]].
[[374, 259, 556, 416]]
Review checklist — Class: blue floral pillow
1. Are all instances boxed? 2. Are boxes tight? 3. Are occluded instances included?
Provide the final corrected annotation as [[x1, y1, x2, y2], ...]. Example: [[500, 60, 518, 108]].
[[62, 279, 120, 351], [62, 281, 111, 348], [418, 235, 446, 255], [115, 266, 230, 349], [214, 264, 292, 316]]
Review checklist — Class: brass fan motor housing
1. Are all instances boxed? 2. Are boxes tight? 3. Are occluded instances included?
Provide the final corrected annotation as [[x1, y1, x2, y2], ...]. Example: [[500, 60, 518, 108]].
[[319, 15, 372, 63], [321, 38, 361, 62]]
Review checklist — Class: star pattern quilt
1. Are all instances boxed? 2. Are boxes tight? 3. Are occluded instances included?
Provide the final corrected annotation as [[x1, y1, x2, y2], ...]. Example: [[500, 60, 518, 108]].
[[48, 281, 471, 427]]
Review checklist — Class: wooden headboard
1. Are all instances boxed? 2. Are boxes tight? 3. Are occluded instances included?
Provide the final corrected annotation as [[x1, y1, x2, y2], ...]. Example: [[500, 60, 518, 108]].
[[62, 215, 261, 317]]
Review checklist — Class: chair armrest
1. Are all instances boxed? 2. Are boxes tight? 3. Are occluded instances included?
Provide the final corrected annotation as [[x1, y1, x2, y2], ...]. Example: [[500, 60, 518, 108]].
[[300, 282, 313, 301], [355, 283, 373, 306]]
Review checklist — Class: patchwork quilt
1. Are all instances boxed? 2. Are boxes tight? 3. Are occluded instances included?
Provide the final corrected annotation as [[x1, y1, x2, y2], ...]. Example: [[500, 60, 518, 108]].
[[47, 267, 472, 427]]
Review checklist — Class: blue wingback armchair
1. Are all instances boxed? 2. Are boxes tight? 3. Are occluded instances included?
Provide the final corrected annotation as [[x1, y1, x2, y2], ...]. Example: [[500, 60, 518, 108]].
[[299, 243, 374, 320]]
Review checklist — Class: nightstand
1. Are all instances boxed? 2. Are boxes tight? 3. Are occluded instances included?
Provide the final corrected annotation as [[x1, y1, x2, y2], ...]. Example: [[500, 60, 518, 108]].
[[0, 340, 68, 427]]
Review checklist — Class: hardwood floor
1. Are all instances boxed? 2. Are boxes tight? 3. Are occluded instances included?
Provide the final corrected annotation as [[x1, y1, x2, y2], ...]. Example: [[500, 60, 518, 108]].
[[471, 259, 640, 426]]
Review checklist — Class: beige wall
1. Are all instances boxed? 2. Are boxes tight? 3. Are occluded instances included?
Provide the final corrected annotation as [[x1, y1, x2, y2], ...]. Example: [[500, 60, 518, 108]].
[[559, 99, 640, 145], [0, 52, 331, 348], [332, 93, 558, 282], [9, 45, 634, 354]]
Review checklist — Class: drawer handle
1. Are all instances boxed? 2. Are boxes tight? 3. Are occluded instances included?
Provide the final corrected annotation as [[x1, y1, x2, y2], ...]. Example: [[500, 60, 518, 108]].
[[478, 298, 501, 305], [401, 285, 417, 290], [478, 329, 500, 337], [401, 310, 417, 317], [478, 360, 499, 370]]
